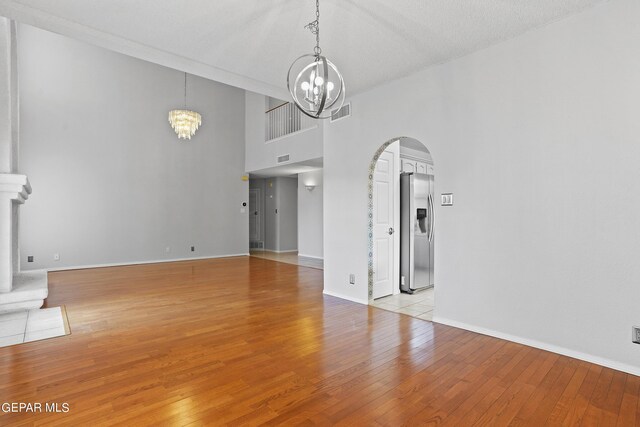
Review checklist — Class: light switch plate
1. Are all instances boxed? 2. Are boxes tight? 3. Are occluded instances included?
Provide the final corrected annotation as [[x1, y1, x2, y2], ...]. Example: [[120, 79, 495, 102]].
[[441, 193, 453, 206]]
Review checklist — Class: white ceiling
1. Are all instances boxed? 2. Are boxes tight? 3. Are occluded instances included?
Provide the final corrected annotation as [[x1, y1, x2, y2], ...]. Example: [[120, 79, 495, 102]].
[[0, 0, 604, 98]]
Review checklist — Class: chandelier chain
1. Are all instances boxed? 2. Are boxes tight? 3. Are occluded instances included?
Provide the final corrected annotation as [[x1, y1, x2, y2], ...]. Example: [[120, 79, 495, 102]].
[[305, 0, 321, 57], [184, 72, 187, 108]]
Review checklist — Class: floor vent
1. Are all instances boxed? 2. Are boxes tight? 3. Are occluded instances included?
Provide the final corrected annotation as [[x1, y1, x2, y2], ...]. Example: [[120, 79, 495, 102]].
[[250, 241, 264, 249], [277, 154, 290, 163], [331, 103, 351, 122]]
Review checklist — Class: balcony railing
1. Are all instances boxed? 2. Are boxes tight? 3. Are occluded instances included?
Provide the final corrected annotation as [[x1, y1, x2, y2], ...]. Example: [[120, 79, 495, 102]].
[[265, 102, 316, 142]]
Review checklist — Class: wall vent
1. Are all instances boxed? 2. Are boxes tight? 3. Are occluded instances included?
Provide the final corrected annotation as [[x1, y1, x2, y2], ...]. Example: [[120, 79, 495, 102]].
[[277, 154, 290, 163], [633, 326, 640, 344], [330, 103, 351, 122]]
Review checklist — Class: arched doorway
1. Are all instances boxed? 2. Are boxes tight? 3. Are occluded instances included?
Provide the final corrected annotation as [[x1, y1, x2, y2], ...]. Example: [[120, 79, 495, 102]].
[[367, 137, 435, 320]]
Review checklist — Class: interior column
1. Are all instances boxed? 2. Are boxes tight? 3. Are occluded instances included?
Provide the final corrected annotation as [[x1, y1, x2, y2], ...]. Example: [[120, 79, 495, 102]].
[[0, 18, 46, 311], [0, 17, 19, 293]]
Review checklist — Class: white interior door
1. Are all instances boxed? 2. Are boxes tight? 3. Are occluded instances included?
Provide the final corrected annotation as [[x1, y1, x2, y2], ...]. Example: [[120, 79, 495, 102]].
[[373, 143, 398, 299], [249, 188, 260, 243]]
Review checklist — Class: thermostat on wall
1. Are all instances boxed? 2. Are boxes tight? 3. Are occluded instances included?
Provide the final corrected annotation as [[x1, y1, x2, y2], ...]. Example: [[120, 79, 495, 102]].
[[441, 193, 453, 206]]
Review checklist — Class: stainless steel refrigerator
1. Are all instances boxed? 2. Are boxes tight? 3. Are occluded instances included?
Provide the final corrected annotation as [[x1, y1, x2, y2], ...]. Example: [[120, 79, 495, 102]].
[[400, 172, 434, 293]]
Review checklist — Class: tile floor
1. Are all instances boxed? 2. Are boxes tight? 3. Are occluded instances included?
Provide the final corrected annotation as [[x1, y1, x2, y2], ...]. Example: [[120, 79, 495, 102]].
[[0, 307, 68, 347], [371, 287, 435, 320], [250, 251, 324, 270]]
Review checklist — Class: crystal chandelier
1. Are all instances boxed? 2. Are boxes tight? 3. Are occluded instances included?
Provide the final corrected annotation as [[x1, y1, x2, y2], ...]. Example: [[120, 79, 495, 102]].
[[168, 72, 202, 140], [287, 0, 345, 119]]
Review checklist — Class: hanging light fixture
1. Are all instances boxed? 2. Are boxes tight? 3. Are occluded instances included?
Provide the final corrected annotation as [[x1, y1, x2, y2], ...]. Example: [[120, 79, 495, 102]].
[[168, 72, 202, 140], [287, 0, 345, 119]]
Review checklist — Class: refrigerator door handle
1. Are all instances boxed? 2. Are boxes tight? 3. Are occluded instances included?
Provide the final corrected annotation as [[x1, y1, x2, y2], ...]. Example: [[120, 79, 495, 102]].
[[428, 194, 434, 242], [431, 194, 435, 242], [427, 195, 431, 241]]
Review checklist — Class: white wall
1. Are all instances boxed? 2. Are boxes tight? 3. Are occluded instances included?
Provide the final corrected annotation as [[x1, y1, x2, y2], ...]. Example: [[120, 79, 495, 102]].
[[245, 91, 323, 173], [297, 170, 323, 259], [266, 96, 287, 111], [18, 24, 249, 270], [324, 0, 640, 374]]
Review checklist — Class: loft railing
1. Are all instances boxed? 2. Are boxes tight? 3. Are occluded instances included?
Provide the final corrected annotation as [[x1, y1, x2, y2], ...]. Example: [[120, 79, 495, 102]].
[[265, 102, 316, 142]]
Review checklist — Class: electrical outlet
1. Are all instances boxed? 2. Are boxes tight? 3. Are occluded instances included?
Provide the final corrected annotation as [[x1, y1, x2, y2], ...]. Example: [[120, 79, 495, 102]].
[[27, 256, 34, 262], [633, 326, 640, 344], [349, 274, 355, 285], [191, 246, 195, 252], [53, 253, 60, 261], [401, 276, 405, 286], [165, 246, 171, 253]]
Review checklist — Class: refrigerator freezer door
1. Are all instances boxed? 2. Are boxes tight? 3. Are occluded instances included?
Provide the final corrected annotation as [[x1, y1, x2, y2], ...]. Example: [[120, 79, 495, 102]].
[[400, 174, 412, 293], [400, 173, 434, 293]]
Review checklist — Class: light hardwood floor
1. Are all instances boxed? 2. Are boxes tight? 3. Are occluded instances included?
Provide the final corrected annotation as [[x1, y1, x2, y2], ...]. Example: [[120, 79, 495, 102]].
[[0, 256, 637, 425], [250, 250, 323, 270]]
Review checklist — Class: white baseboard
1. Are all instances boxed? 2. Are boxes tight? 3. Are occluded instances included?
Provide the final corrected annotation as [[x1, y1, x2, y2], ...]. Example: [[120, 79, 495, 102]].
[[298, 254, 324, 260], [255, 249, 298, 254], [433, 315, 640, 377], [28, 253, 251, 273], [322, 289, 368, 305]]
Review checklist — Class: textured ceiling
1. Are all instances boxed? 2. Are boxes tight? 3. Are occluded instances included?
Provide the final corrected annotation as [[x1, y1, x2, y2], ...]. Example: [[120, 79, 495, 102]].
[[0, 0, 604, 97]]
